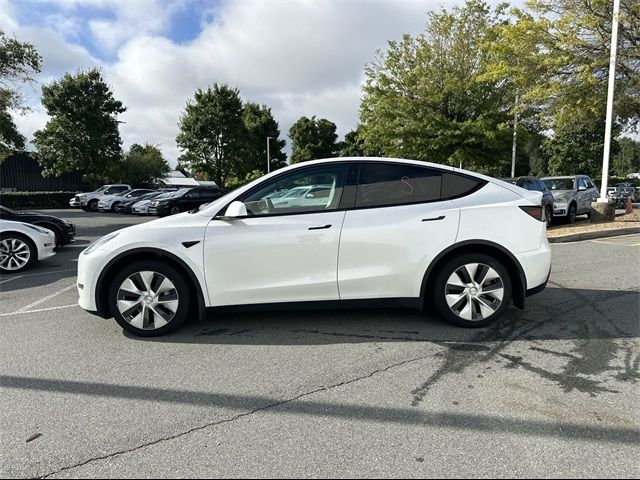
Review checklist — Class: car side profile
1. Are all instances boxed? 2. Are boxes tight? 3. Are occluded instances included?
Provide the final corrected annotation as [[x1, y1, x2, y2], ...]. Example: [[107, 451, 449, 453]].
[[148, 187, 227, 216], [541, 175, 599, 223], [0, 206, 76, 247], [78, 157, 551, 337], [74, 184, 132, 212], [97, 189, 156, 212], [0, 220, 56, 273]]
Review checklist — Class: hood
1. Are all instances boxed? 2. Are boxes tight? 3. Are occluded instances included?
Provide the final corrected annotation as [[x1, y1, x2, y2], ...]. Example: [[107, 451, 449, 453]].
[[551, 190, 573, 199]]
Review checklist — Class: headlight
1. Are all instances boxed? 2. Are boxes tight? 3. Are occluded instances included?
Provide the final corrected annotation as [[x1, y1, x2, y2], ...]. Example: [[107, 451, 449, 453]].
[[24, 224, 50, 234], [83, 232, 120, 255]]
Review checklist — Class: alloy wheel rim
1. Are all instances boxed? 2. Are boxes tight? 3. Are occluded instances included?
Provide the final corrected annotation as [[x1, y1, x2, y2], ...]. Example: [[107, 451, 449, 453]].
[[445, 263, 504, 321], [0, 238, 31, 271], [116, 271, 179, 330]]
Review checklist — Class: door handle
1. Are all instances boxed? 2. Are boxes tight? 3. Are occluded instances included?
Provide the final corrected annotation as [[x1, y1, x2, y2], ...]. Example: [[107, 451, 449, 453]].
[[308, 224, 332, 230], [422, 215, 445, 222]]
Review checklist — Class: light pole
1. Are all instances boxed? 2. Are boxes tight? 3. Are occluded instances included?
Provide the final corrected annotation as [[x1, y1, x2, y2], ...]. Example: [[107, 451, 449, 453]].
[[597, 0, 620, 204], [266, 136, 274, 174], [511, 91, 519, 178]]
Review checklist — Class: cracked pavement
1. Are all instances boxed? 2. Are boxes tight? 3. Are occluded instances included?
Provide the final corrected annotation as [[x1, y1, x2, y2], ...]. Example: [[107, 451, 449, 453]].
[[1, 212, 639, 478]]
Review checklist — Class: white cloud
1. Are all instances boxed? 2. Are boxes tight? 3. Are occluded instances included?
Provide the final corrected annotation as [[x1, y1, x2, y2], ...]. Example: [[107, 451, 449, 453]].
[[4, 0, 476, 165]]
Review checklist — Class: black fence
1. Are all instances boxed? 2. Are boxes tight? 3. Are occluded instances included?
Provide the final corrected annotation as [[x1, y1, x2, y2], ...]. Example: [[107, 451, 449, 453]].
[[0, 153, 91, 192]]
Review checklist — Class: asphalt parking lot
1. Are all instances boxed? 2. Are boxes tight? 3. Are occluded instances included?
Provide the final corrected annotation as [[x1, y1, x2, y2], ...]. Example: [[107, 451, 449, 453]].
[[1, 210, 639, 478]]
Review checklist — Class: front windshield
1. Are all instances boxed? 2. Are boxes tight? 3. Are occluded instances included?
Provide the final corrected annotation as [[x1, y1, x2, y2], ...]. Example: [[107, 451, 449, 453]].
[[543, 178, 574, 191], [95, 186, 109, 193], [0, 205, 16, 214]]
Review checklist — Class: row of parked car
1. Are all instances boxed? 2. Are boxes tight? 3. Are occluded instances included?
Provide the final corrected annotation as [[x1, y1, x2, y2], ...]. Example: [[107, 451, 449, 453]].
[[69, 184, 228, 217]]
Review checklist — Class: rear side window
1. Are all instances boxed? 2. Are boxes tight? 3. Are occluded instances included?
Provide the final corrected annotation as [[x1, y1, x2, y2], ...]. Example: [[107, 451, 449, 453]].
[[356, 163, 442, 208], [441, 172, 484, 199]]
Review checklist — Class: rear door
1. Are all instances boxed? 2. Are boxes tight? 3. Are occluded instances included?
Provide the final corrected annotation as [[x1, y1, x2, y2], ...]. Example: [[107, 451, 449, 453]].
[[337, 162, 470, 300]]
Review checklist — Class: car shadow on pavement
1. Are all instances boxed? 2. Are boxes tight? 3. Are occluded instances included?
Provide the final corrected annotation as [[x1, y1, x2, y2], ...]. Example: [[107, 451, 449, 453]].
[[125, 286, 639, 346]]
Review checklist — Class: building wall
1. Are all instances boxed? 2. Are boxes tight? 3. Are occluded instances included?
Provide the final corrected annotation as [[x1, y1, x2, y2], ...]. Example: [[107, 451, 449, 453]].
[[0, 153, 91, 192]]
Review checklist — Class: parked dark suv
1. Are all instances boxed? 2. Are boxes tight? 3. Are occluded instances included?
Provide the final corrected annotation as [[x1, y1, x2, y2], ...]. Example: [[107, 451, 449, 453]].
[[148, 187, 227, 216], [502, 176, 555, 226]]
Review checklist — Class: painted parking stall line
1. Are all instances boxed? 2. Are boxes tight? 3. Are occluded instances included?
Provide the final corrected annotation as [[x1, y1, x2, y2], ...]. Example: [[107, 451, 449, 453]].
[[0, 304, 77, 317], [14, 284, 77, 314]]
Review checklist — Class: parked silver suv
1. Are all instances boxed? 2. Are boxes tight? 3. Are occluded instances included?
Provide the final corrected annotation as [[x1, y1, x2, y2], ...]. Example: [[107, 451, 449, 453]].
[[541, 175, 599, 223]]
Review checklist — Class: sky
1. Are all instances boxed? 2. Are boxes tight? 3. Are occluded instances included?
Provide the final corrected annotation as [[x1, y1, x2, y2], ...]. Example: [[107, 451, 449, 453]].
[[2, 0, 511, 166]]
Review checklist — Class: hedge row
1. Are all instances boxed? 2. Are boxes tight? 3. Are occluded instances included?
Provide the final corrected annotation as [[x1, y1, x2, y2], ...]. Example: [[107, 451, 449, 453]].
[[0, 191, 76, 209]]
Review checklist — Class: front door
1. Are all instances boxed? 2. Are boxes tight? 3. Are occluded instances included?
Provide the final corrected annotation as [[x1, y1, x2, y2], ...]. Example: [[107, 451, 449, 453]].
[[204, 164, 349, 307]]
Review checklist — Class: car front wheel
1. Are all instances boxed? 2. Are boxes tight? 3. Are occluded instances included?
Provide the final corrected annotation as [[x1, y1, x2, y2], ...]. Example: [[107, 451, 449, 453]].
[[0, 234, 37, 273], [108, 261, 191, 336], [567, 203, 577, 223], [433, 253, 512, 328]]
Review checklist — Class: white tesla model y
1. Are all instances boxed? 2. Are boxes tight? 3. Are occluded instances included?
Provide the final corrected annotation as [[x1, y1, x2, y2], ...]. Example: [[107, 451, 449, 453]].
[[78, 158, 551, 336]]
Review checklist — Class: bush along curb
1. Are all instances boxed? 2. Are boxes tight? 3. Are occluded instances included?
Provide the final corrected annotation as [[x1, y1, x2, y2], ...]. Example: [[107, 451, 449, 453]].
[[0, 191, 76, 209], [548, 226, 640, 243]]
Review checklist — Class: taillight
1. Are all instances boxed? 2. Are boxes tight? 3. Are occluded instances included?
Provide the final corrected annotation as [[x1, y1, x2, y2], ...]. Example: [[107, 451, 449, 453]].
[[519, 206, 545, 222]]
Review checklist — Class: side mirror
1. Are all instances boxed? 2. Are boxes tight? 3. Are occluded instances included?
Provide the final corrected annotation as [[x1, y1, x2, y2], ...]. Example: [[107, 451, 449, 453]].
[[306, 193, 315, 198], [223, 201, 247, 219], [578, 185, 587, 191]]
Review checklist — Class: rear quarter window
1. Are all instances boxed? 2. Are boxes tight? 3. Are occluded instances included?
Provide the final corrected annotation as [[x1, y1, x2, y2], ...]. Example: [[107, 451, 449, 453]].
[[441, 172, 485, 199]]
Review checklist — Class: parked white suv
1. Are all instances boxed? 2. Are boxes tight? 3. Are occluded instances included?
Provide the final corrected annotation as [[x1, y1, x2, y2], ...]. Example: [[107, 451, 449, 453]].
[[97, 189, 156, 212], [541, 175, 599, 223], [78, 158, 551, 336], [73, 184, 131, 212]]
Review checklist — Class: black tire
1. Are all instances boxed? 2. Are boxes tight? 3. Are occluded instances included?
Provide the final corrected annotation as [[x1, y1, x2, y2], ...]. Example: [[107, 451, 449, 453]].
[[88, 199, 99, 212], [567, 203, 577, 223], [545, 205, 553, 227], [108, 260, 191, 337], [0, 233, 37, 274], [111, 202, 121, 212], [432, 253, 512, 328], [170, 206, 180, 215], [586, 211, 592, 220]]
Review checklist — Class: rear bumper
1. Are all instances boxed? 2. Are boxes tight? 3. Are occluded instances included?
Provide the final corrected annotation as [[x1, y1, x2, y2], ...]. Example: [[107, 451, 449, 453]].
[[526, 269, 550, 297], [518, 239, 552, 293]]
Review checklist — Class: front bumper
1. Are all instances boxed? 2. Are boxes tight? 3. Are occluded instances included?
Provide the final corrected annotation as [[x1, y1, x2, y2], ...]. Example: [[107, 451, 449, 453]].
[[77, 248, 110, 313], [60, 224, 76, 245], [69, 198, 80, 207]]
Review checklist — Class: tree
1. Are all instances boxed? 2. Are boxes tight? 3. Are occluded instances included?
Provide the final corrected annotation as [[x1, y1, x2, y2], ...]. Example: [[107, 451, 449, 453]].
[[358, 0, 515, 175], [176, 84, 246, 187], [484, 0, 640, 132], [288, 116, 339, 164], [241, 102, 286, 176], [542, 110, 616, 178], [120, 143, 170, 187], [338, 128, 368, 157], [33, 69, 126, 184], [612, 137, 640, 176], [0, 30, 42, 158]]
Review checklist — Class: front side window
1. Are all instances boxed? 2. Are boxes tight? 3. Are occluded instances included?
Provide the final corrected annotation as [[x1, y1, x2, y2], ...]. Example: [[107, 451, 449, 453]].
[[356, 163, 441, 208], [184, 190, 200, 199], [543, 178, 575, 191], [240, 165, 347, 216]]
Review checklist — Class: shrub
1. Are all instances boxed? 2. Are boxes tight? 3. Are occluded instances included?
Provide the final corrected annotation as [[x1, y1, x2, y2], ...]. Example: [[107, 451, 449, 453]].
[[0, 191, 76, 209]]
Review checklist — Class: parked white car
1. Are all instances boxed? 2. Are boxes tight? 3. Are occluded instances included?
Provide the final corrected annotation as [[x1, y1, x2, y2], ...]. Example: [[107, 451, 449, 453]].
[[78, 157, 551, 336], [132, 192, 173, 215], [73, 184, 131, 212], [97, 189, 156, 212], [0, 220, 56, 273]]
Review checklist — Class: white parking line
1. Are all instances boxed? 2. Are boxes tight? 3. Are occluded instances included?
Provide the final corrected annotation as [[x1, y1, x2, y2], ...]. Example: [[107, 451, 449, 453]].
[[0, 276, 24, 285], [0, 304, 77, 317], [14, 284, 77, 313], [0, 268, 77, 279]]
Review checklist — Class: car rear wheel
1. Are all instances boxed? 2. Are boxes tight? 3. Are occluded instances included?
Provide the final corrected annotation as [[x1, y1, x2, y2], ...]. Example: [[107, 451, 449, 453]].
[[433, 253, 512, 328], [0, 233, 37, 273], [108, 261, 191, 336], [170, 206, 180, 215]]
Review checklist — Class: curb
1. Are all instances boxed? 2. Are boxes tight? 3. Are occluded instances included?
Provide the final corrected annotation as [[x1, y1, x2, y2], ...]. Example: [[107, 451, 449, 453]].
[[548, 226, 640, 243]]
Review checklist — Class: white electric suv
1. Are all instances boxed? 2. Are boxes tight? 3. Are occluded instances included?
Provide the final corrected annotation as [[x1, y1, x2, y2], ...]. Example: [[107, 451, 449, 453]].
[[78, 158, 551, 336], [1, 220, 56, 273]]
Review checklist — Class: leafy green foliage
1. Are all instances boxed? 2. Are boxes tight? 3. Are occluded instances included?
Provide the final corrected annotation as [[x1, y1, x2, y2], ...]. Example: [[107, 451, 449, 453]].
[[0, 191, 76, 209], [0, 30, 42, 158], [119, 143, 170, 187], [241, 102, 286, 176], [288, 116, 339, 164], [338, 129, 369, 157], [33, 69, 126, 184], [488, 0, 639, 125], [359, 0, 515, 175], [225, 169, 265, 191], [176, 86, 289, 187], [612, 137, 640, 176]]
